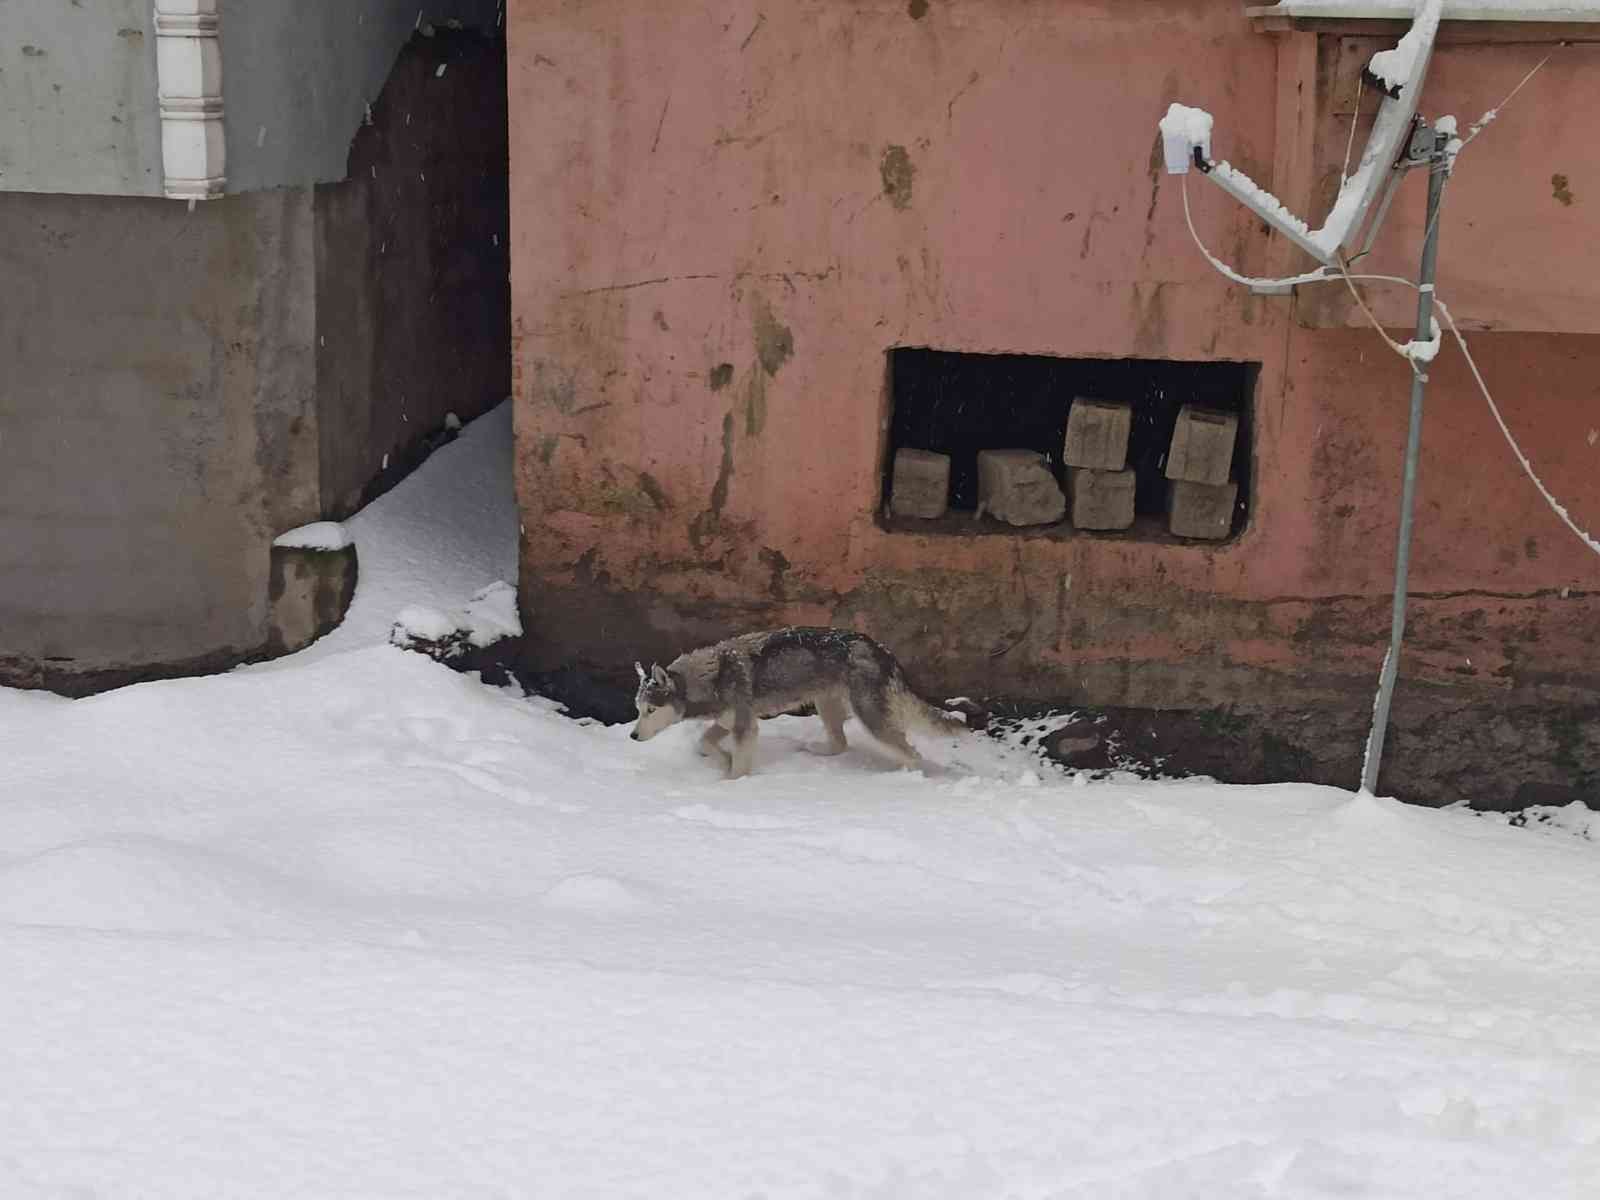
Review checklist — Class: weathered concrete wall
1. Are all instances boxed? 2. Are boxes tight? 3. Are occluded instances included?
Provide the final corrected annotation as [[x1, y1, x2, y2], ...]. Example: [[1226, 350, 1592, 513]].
[[0, 0, 163, 196], [0, 0, 500, 200], [220, 0, 501, 192], [0, 189, 319, 690], [315, 28, 511, 518], [507, 0, 1600, 804], [0, 28, 510, 693]]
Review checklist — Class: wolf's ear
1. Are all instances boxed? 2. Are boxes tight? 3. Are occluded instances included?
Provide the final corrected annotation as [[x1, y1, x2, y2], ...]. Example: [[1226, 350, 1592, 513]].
[[634, 661, 646, 682], [651, 663, 670, 688]]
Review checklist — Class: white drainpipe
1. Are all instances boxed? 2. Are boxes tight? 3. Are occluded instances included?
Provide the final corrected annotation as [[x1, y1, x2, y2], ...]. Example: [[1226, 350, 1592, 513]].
[[154, 0, 225, 200]]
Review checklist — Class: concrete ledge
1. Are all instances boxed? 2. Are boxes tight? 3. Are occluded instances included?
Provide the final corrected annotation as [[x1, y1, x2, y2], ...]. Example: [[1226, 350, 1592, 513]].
[[0, 644, 262, 699], [267, 542, 358, 655], [0, 540, 358, 698]]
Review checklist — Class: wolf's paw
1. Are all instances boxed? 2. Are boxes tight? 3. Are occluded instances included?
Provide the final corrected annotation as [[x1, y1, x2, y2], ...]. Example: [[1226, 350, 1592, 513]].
[[697, 726, 730, 758], [800, 740, 848, 757]]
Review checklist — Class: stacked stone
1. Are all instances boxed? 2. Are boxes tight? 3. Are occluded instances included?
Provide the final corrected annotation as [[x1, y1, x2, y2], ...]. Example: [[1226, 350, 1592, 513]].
[[889, 448, 951, 519], [1062, 397, 1135, 531], [1165, 405, 1239, 540], [891, 444, 1070, 526], [975, 449, 1066, 526]]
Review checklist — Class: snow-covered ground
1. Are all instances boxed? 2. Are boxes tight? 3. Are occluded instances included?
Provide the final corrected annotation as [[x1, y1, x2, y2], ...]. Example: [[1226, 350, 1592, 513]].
[[4, 404, 1600, 1198]]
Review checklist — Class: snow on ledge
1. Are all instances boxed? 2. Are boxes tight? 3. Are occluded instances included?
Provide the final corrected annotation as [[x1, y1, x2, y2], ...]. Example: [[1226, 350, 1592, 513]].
[[390, 580, 522, 654], [1249, 1, 1600, 19], [272, 521, 354, 552]]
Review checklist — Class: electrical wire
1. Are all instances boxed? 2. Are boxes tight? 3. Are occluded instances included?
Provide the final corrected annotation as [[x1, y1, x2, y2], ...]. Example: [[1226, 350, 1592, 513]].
[[1458, 46, 1562, 151], [1435, 299, 1600, 558], [1334, 252, 1421, 370], [1340, 63, 1366, 182], [1398, 47, 1564, 281], [1179, 179, 1600, 561], [1178, 173, 1332, 291]]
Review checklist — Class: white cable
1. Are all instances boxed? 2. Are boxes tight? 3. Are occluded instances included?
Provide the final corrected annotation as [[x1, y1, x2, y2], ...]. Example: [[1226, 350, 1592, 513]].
[[1180, 38, 1562, 287], [1180, 174, 1417, 366], [1434, 300, 1600, 559], [1459, 48, 1559, 150], [1179, 174, 1332, 291], [1340, 67, 1364, 182], [1339, 277, 1600, 558], [1339, 273, 1600, 559], [1335, 254, 1421, 370], [1332, 273, 1600, 560], [1180, 181, 1599, 560]]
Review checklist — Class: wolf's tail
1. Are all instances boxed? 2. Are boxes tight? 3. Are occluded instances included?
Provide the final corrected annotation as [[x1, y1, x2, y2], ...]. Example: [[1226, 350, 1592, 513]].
[[887, 673, 987, 737]]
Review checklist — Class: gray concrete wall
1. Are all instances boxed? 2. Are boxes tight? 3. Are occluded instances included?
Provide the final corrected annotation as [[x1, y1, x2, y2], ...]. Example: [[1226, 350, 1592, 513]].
[[0, 190, 319, 690], [0, 0, 163, 196], [0, 0, 497, 200], [221, 0, 502, 192], [0, 28, 510, 694]]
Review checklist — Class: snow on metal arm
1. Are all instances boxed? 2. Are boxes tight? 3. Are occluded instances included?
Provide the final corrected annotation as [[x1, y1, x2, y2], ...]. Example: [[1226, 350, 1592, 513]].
[[1158, 0, 1443, 267]]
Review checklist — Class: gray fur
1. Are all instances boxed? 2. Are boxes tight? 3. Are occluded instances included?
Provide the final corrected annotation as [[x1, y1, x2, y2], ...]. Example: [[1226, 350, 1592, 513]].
[[629, 627, 968, 779]]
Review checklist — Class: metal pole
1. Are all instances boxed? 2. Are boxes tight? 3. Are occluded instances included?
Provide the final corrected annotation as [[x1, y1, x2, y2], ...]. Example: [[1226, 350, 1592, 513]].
[[1360, 136, 1450, 795]]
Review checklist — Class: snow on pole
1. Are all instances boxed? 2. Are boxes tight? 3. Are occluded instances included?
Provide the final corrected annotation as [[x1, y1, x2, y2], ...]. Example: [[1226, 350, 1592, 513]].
[[1158, 0, 1445, 266], [1311, 0, 1443, 258]]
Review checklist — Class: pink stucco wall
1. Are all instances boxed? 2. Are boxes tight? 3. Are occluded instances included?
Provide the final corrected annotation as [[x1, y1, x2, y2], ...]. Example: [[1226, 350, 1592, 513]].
[[507, 0, 1600, 797]]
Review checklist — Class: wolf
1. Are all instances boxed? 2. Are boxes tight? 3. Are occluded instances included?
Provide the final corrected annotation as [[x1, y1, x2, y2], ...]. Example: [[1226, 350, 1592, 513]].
[[629, 627, 971, 778]]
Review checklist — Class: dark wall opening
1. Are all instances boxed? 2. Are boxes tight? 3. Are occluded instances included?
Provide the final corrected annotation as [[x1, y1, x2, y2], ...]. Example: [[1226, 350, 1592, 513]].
[[315, 25, 511, 520], [884, 349, 1257, 539]]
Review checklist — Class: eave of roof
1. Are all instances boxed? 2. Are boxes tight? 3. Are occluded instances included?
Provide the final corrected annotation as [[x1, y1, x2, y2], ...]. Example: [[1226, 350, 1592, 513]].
[[1246, 1, 1600, 19]]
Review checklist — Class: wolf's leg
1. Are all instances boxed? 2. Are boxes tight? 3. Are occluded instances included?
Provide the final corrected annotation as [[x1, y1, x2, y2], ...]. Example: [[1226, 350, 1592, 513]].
[[711, 650, 757, 780], [698, 722, 732, 771], [728, 702, 757, 779], [803, 692, 849, 756], [849, 682, 924, 771], [697, 722, 730, 758]]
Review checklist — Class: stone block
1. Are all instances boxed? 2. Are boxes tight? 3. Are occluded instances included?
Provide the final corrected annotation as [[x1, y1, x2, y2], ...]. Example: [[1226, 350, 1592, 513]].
[[1167, 478, 1239, 540], [1165, 405, 1238, 486], [890, 448, 951, 519], [1063, 397, 1132, 471], [268, 542, 359, 654], [1067, 467, 1136, 531], [1044, 717, 1104, 768], [977, 449, 1066, 527]]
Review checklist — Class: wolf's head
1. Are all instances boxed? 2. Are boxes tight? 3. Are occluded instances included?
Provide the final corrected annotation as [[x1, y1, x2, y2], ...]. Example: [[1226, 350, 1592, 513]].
[[630, 662, 684, 741]]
